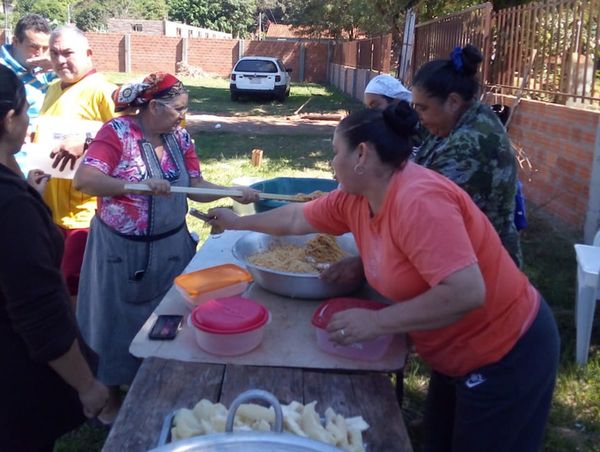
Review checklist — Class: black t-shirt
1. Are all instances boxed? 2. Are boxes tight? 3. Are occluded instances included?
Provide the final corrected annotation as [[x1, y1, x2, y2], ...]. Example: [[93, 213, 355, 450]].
[[0, 164, 93, 449]]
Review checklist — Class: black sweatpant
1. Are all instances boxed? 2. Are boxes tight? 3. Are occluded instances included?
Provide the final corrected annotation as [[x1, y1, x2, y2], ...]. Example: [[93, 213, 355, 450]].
[[423, 299, 560, 452]]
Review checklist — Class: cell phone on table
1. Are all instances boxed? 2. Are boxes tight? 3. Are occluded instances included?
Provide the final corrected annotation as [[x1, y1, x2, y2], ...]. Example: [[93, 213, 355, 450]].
[[149, 314, 184, 340]]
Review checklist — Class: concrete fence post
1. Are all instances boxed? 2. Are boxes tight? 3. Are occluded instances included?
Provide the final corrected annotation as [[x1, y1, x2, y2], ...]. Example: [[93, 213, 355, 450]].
[[124, 34, 132, 73], [238, 39, 244, 60], [299, 43, 306, 82], [326, 42, 332, 83], [584, 119, 600, 243], [181, 37, 189, 65]]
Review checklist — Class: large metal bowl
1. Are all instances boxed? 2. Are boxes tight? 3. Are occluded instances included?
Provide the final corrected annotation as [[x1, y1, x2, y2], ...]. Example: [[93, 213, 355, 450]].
[[151, 389, 344, 451], [232, 232, 362, 299]]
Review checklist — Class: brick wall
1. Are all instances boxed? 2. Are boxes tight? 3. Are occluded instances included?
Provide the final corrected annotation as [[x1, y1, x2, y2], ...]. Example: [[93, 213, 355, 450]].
[[303, 42, 329, 84], [130, 34, 182, 74], [87, 33, 125, 72], [485, 94, 600, 233], [81, 33, 329, 83], [245, 41, 302, 81], [188, 38, 240, 76]]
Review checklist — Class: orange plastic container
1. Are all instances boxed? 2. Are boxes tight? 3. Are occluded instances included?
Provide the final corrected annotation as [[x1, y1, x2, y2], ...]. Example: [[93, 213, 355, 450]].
[[174, 264, 253, 309]]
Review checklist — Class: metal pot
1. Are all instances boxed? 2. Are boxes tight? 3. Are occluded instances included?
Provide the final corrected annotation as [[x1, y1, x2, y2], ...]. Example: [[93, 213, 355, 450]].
[[232, 232, 362, 299], [150, 390, 343, 452]]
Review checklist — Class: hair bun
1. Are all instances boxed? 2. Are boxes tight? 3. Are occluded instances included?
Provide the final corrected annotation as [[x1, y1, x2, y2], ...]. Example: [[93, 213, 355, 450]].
[[382, 101, 418, 137], [460, 44, 483, 76]]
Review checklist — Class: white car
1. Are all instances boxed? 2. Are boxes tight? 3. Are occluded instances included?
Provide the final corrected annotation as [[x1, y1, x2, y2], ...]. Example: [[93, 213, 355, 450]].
[[230, 56, 291, 102]]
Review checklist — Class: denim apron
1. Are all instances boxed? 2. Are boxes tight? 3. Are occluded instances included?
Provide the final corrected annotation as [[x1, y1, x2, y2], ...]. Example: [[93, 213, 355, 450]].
[[77, 134, 196, 385]]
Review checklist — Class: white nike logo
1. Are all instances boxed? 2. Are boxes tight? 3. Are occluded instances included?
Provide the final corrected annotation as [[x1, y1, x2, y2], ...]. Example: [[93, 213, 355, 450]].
[[465, 373, 486, 388]]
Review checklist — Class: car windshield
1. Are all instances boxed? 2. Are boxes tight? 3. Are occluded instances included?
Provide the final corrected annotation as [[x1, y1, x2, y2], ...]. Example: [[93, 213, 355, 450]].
[[235, 59, 278, 73]]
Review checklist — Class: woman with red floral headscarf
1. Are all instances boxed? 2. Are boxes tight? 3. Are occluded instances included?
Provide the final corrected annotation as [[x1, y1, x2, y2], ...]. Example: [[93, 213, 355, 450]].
[[73, 72, 258, 423]]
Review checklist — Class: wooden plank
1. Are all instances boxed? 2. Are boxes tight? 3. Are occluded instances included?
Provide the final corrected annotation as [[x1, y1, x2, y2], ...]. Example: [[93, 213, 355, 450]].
[[124, 183, 243, 197], [303, 370, 413, 451], [350, 372, 413, 452], [220, 364, 304, 406], [103, 358, 224, 452], [124, 183, 303, 201], [303, 369, 355, 415]]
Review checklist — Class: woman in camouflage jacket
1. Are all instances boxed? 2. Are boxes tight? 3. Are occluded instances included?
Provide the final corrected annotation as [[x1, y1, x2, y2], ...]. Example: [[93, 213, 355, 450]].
[[412, 44, 522, 268]]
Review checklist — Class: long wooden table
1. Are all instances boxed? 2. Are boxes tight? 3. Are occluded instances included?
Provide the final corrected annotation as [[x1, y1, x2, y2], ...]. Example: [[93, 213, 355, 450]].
[[102, 357, 413, 451], [102, 230, 413, 451]]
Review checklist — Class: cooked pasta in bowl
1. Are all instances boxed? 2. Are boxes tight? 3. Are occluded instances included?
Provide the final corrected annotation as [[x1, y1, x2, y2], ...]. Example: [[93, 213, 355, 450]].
[[232, 232, 362, 299], [247, 234, 348, 274]]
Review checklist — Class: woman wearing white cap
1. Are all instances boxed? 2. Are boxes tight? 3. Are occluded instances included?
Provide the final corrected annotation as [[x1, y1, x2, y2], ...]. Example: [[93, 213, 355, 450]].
[[363, 74, 412, 110], [322, 75, 415, 286]]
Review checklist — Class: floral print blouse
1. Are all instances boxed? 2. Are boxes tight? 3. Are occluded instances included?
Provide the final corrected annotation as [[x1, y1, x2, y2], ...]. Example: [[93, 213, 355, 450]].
[[82, 116, 201, 235]]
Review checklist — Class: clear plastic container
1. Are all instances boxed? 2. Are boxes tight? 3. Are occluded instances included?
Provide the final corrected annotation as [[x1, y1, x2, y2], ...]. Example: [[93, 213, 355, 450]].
[[174, 264, 253, 310], [311, 297, 393, 361]]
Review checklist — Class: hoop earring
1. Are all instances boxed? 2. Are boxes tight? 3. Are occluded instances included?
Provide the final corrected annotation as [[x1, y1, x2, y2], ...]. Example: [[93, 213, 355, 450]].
[[353, 164, 365, 176]]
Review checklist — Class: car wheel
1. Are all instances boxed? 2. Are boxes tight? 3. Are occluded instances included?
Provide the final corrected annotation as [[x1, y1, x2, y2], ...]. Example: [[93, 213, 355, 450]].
[[276, 91, 286, 102], [230, 91, 239, 101]]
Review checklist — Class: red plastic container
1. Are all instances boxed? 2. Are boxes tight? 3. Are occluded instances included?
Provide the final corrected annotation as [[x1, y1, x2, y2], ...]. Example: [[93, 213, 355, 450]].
[[311, 297, 393, 361], [190, 295, 269, 356]]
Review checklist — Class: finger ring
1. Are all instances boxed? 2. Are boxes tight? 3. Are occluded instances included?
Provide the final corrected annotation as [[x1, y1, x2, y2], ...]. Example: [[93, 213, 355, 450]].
[[340, 329, 346, 337]]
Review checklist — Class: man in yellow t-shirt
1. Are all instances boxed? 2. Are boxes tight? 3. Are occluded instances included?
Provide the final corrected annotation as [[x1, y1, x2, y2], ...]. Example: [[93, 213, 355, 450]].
[[37, 26, 117, 302]]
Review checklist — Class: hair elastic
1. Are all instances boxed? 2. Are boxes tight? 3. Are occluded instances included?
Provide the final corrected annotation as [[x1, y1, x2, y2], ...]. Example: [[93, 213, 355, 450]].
[[451, 47, 464, 72]]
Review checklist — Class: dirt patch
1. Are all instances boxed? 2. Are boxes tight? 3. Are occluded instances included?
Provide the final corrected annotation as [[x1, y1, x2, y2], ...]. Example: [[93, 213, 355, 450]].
[[185, 113, 338, 136]]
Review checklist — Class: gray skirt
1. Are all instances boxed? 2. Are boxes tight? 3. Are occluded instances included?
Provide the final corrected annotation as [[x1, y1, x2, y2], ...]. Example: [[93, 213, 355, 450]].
[[76, 216, 196, 386]]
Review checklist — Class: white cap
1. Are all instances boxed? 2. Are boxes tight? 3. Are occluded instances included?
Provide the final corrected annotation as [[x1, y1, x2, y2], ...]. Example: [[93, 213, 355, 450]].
[[364, 75, 412, 103]]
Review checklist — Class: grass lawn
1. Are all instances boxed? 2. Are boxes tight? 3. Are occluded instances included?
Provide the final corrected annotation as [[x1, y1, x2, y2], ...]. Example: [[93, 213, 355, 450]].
[[186, 131, 334, 239], [55, 75, 599, 451], [105, 72, 363, 117]]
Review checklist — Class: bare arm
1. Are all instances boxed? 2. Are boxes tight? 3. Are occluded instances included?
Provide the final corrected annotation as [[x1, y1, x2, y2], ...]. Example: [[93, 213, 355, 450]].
[[48, 340, 109, 417], [376, 264, 485, 332], [326, 264, 486, 342], [74, 164, 126, 196], [209, 203, 318, 236]]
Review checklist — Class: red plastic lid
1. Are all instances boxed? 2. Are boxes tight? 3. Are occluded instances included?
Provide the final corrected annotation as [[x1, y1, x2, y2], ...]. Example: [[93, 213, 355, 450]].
[[191, 296, 269, 334], [311, 297, 388, 329]]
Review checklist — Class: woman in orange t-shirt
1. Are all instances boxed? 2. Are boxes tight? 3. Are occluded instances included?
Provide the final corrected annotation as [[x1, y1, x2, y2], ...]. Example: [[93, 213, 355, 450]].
[[208, 102, 559, 451]]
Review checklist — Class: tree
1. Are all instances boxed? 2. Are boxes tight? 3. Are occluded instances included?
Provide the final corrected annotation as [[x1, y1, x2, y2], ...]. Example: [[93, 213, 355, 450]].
[[257, 0, 292, 25], [70, 0, 168, 31], [413, 0, 535, 21], [97, 0, 167, 20], [14, 0, 69, 24], [168, 0, 257, 37], [72, 2, 108, 31], [284, 0, 357, 40], [283, 0, 413, 40], [11, 0, 168, 31]]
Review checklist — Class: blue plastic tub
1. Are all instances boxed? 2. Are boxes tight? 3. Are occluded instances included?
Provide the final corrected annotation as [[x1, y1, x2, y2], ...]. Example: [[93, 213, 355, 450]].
[[250, 177, 338, 212]]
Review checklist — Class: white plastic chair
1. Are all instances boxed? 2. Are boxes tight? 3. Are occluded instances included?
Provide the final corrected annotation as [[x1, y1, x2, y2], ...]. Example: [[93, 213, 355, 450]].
[[573, 230, 600, 365]]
